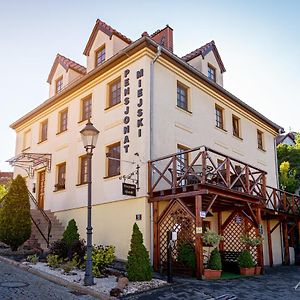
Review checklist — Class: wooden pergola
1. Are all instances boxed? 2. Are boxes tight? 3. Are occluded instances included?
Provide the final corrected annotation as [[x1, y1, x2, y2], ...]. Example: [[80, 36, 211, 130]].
[[148, 146, 300, 278]]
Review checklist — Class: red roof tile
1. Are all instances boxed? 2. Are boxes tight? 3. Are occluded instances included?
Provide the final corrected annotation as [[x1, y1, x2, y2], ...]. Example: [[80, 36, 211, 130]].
[[182, 40, 226, 73], [47, 54, 86, 83], [83, 19, 132, 56]]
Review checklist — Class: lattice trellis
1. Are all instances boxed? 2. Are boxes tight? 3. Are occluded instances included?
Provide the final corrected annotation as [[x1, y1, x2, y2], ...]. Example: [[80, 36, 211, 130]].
[[223, 212, 258, 264], [158, 200, 195, 270]]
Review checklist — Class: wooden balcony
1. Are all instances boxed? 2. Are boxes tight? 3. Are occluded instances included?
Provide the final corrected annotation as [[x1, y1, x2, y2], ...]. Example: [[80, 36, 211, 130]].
[[148, 146, 300, 217]]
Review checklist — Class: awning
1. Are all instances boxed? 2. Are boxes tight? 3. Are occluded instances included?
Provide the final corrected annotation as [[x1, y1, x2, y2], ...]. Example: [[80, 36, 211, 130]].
[[7, 153, 52, 178]]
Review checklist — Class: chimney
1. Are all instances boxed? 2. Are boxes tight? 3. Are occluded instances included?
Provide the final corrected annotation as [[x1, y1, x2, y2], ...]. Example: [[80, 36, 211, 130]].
[[151, 25, 173, 52]]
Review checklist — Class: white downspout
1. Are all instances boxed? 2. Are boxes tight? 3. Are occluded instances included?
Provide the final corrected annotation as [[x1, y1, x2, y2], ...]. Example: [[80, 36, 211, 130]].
[[149, 45, 162, 265]]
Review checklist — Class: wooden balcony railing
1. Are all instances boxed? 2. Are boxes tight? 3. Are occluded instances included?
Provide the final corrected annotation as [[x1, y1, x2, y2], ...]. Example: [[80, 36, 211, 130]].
[[148, 146, 300, 216]]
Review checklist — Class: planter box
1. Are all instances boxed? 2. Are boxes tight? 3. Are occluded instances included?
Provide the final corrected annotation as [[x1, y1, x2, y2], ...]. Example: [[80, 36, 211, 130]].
[[240, 267, 255, 276], [204, 269, 222, 279], [254, 266, 261, 275]]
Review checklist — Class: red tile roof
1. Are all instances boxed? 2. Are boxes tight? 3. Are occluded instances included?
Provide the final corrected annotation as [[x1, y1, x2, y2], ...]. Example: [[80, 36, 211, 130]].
[[83, 19, 132, 56], [47, 54, 86, 83], [182, 40, 226, 73]]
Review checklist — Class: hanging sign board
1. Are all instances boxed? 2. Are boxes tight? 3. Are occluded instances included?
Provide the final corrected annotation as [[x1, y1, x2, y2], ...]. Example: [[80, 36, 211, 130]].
[[196, 227, 203, 234], [200, 211, 206, 218], [122, 183, 136, 196]]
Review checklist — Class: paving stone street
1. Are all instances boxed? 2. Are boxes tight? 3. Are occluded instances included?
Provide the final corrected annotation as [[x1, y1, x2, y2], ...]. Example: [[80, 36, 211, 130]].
[[122, 265, 300, 300], [0, 260, 96, 300]]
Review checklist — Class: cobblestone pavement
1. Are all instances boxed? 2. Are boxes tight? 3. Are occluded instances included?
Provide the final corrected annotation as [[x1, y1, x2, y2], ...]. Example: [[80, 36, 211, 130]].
[[0, 260, 97, 300], [123, 265, 300, 300]]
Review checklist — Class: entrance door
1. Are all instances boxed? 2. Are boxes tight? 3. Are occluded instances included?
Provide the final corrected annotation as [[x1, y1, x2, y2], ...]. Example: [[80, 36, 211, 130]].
[[37, 170, 45, 209]]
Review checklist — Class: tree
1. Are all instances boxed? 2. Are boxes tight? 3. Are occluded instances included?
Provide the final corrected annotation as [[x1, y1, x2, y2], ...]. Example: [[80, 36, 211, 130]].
[[279, 161, 298, 193], [0, 185, 7, 201], [126, 223, 152, 281], [277, 133, 300, 193], [0, 175, 31, 251], [62, 219, 80, 248]]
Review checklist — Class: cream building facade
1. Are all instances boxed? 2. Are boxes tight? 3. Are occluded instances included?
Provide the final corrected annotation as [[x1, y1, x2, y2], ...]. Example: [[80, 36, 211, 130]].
[[10, 20, 299, 273]]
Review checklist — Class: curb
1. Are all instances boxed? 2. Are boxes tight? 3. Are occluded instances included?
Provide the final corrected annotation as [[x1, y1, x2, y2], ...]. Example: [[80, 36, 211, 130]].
[[0, 255, 115, 300]]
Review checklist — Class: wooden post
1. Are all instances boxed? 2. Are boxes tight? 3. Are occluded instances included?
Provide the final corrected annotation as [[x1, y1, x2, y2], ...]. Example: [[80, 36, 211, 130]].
[[266, 219, 273, 267], [261, 173, 267, 199], [218, 211, 224, 251], [256, 208, 264, 272], [282, 220, 290, 265], [195, 195, 203, 279], [153, 202, 159, 271], [201, 151, 207, 184], [226, 158, 231, 188], [245, 165, 250, 194]]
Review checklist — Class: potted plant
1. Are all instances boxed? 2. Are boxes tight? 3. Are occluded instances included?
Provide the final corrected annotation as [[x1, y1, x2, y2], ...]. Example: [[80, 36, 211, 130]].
[[203, 229, 223, 279], [237, 250, 255, 275], [240, 233, 263, 275]]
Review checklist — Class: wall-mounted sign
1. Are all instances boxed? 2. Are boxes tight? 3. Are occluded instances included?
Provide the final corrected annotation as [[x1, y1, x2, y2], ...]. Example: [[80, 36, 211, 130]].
[[200, 211, 206, 218], [136, 69, 144, 138], [122, 182, 136, 196], [123, 69, 131, 153], [136, 214, 142, 221], [259, 224, 263, 235]]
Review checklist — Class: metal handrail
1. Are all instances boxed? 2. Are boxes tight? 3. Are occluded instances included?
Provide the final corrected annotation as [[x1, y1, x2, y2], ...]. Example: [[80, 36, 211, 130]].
[[27, 189, 52, 247]]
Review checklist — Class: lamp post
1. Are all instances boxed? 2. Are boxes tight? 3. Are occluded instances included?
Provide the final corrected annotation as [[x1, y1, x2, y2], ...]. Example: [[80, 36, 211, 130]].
[[80, 119, 99, 286]]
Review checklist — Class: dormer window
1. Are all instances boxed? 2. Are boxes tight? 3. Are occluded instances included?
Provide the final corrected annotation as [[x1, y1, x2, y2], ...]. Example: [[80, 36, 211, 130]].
[[55, 76, 63, 94], [95, 45, 105, 67], [208, 64, 216, 82]]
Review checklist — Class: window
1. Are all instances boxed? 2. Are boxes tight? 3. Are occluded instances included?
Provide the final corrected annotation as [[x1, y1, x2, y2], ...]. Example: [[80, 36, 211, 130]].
[[55, 76, 63, 94], [39, 119, 48, 142], [106, 142, 120, 177], [23, 130, 31, 150], [79, 155, 88, 184], [208, 64, 216, 82], [215, 105, 224, 129], [108, 78, 121, 107], [95, 45, 105, 66], [177, 144, 189, 171], [58, 108, 68, 133], [177, 82, 188, 111], [55, 163, 66, 191], [257, 130, 264, 150], [232, 115, 241, 138], [81, 96, 92, 121]]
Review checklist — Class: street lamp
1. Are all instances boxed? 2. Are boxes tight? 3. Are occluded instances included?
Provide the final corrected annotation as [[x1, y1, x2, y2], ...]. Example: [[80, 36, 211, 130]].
[[80, 119, 99, 286]]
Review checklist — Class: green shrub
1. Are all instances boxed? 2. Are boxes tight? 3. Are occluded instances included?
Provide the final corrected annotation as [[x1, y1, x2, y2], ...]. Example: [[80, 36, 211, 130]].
[[177, 242, 196, 269], [0, 175, 31, 251], [240, 234, 263, 247], [47, 254, 63, 268], [26, 254, 39, 264], [61, 260, 76, 274], [84, 245, 115, 277], [126, 223, 152, 281], [237, 250, 254, 268], [68, 239, 85, 263], [207, 248, 222, 270], [49, 240, 68, 258], [203, 229, 223, 247], [62, 219, 80, 248]]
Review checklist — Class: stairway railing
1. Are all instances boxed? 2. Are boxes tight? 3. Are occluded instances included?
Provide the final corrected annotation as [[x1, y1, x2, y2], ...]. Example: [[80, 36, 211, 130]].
[[27, 189, 52, 247]]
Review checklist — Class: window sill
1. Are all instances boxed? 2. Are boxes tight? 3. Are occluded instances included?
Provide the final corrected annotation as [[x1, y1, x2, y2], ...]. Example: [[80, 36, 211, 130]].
[[232, 135, 243, 141], [215, 126, 227, 133], [76, 182, 88, 187], [258, 147, 266, 153], [175, 106, 192, 115], [37, 139, 47, 145], [56, 129, 68, 136], [103, 174, 120, 181], [22, 147, 31, 152], [105, 102, 122, 112], [53, 188, 66, 193], [78, 117, 92, 125]]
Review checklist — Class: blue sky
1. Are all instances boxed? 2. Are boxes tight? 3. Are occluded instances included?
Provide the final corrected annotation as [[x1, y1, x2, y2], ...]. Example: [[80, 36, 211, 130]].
[[1, 0, 299, 171]]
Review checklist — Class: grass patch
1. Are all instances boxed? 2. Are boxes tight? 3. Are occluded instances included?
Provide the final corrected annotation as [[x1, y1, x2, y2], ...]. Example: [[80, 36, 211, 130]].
[[221, 272, 244, 279]]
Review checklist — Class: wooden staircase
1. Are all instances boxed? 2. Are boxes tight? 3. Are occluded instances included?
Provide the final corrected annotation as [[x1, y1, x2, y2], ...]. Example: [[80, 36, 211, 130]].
[[25, 209, 65, 251]]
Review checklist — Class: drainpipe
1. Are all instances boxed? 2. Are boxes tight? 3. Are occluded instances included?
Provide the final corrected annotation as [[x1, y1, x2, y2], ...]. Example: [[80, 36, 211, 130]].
[[149, 45, 162, 265]]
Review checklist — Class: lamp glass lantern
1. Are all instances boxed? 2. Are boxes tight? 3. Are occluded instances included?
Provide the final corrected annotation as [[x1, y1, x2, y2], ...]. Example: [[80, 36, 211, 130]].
[[80, 120, 99, 152]]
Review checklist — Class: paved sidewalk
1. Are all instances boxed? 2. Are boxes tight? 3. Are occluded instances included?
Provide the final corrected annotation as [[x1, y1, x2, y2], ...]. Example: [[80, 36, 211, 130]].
[[122, 265, 300, 300], [0, 260, 97, 300]]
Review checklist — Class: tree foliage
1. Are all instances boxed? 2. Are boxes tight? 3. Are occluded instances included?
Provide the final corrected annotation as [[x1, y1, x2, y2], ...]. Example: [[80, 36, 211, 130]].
[[0, 185, 7, 201], [277, 135, 300, 193], [207, 248, 222, 270], [62, 219, 80, 248], [126, 223, 152, 281], [0, 175, 31, 251]]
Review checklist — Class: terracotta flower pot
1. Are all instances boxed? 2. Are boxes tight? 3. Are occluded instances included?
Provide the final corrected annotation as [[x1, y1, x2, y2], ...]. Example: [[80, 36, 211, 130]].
[[240, 267, 255, 276], [204, 269, 222, 279], [254, 266, 261, 275]]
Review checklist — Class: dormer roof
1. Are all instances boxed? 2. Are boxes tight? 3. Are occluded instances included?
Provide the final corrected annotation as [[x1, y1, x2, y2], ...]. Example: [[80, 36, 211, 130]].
[[47, 54, 86, 83], [83, 19, 132, 56], [182, 40, 226, 73]]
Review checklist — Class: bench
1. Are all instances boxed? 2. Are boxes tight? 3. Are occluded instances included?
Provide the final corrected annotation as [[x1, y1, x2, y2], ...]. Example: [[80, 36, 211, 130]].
[[220, 250, 241, 273]]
